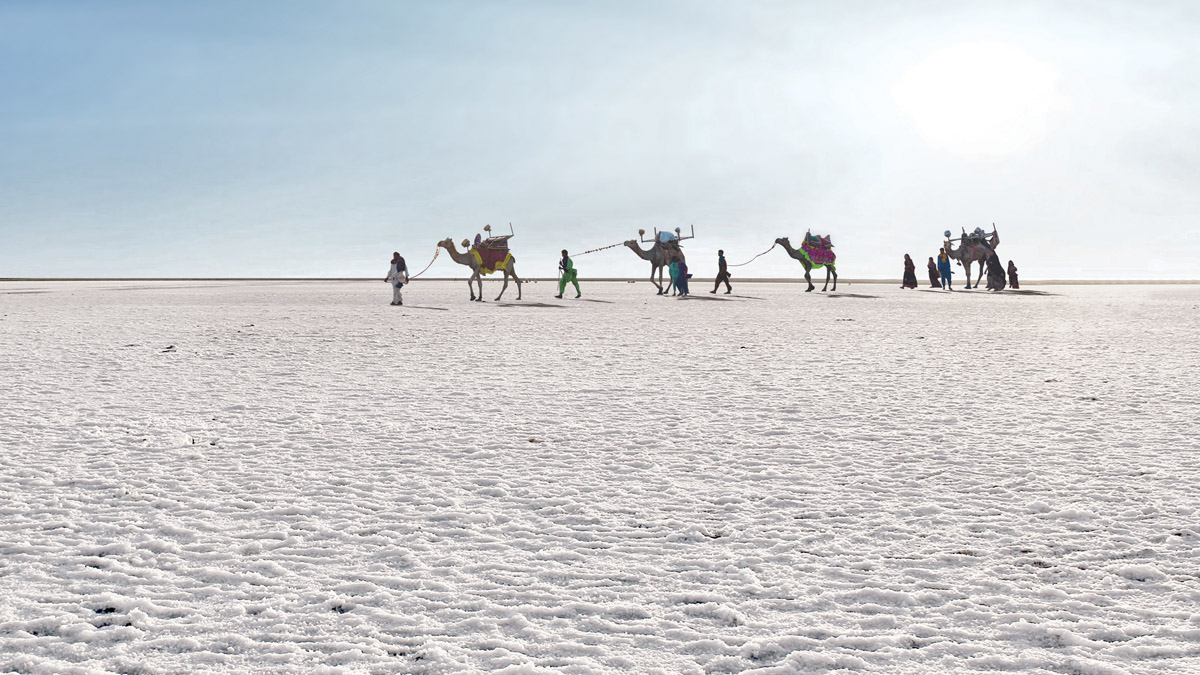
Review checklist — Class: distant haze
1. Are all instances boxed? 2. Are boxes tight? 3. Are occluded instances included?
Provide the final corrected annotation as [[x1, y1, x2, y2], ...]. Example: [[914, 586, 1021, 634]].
[[2, 1, 1197, 279]]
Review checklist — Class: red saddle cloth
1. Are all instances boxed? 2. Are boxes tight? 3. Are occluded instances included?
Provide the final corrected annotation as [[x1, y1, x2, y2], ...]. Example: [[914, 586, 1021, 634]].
[[801, 236, 836, 266], [471, 237, 513, 275]]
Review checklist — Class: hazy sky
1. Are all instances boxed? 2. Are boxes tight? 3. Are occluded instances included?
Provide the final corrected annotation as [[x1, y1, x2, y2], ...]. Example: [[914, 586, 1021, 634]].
[[2, 0, 1197, 279]]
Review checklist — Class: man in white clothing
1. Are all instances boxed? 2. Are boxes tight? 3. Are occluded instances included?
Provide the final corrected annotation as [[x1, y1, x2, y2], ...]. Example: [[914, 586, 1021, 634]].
[[386, 252, 409, 305]]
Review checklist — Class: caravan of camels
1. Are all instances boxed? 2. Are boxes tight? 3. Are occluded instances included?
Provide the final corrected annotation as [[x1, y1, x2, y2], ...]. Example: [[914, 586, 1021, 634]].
[[396, 223, 1006, 302]]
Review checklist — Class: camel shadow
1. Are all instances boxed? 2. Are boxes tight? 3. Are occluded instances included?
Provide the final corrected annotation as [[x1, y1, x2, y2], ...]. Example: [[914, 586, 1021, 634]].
[[1002, 289, 1059, 297], [403, 305, 450, 311], [576, 298, 615, 304], [825, 293, 880, 299], [496, 302, 565, 308]]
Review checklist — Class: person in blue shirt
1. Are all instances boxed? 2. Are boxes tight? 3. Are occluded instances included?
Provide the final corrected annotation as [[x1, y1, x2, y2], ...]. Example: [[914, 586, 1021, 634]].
[[937, 250, 953, 290]]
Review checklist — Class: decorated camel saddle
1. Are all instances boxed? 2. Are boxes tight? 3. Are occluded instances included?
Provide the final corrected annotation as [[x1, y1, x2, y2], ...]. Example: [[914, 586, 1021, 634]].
[[645, 226, 692, 260], [800, 231, 836, 267], [963, 227, 987, 246], [465, 226, 514, 276]]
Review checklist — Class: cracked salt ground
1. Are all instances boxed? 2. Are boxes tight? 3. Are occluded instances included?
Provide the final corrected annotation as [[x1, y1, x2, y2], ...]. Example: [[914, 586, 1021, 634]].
[[1, 280, 1199, 674]]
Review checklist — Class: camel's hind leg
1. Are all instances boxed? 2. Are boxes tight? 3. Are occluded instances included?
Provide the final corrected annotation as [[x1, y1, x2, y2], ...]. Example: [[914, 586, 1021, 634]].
[[829, 266, 837, 291], [496, 264, 521, 301], [821, 266, 831, 292]]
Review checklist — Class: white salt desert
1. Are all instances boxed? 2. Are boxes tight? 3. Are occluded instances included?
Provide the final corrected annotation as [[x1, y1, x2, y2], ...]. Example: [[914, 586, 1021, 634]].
[[1, 280, 1198, 673]]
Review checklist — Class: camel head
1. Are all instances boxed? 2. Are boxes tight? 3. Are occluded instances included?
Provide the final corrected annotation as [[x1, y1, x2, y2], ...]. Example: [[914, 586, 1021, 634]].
[[436, 237, 456, 251], [775, 237, 791, 248], [624, 240, 638, 248]]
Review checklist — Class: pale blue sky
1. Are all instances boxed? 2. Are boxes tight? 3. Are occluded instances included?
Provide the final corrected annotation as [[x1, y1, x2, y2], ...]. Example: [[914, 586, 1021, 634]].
[[2, 0, 1197, 278]]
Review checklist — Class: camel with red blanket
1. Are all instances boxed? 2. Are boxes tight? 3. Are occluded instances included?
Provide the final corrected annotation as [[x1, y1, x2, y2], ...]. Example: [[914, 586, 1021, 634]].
[[437, 235, 522, 302]]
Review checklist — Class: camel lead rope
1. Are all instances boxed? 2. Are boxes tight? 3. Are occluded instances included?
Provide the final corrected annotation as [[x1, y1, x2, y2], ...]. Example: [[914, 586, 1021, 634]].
[[727, 243, 777, 267], [408, 246, 440, 279], [573, 241, 625, 256]]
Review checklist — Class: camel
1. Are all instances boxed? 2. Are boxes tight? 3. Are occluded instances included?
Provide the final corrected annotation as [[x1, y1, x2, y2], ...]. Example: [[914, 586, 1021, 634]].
[[624, 233, 686, 295], [943, 226, 999, 290], [775, 236, 837, 292], [437, 238, 522, 302]]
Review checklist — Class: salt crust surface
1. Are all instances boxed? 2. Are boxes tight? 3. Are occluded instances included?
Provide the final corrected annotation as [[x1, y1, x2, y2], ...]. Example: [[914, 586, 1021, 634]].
[[1, 281, 1198, 674]]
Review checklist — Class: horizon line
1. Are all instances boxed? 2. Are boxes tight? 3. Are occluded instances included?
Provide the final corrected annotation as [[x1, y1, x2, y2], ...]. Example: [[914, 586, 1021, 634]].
[[2, 278, 1198, 285]]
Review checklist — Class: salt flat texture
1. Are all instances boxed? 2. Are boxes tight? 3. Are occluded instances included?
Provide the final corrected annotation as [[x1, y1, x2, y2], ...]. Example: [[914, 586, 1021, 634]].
[[1, 281, 1198, 675]]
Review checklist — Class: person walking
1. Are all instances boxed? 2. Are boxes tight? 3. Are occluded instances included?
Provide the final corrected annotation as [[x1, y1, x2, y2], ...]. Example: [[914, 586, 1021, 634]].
[[668, 256, 681, 296], [711, 250, 732, 294], [677, 259, 691, 296], [985, 250, 1006, 291], [556, 249, 580, 299], [926, 256, 941, 288], [901, 254, 918, 289], [937, 249, 953, 290], [386, 252, 409, 305], [1007, 260, 1020, 289]]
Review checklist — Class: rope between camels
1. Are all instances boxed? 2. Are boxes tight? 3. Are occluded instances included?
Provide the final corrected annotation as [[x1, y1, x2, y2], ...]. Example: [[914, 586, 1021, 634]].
[[407, 246, 441, 279], [572, 241, 625, 256], [727, 243, 776, 267]]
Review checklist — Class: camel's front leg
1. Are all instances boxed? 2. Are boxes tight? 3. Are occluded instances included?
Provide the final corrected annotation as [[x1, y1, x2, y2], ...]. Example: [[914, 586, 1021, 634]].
[[466, 275, 476, 301], [474, 272, 484, 301], [653, 265, 663, 295], [962, 262, 972, 289], [804, 265, 815, 292], [974, 262, 985, 289], [821, 266, 831, 292]]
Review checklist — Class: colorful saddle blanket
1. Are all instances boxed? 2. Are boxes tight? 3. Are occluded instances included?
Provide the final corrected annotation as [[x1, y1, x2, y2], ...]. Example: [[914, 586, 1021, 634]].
[[471, 245, 513, 275], [800, 237, 836, 267]]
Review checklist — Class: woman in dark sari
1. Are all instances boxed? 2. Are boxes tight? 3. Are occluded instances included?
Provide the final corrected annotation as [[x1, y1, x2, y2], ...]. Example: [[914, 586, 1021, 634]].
[[1007, 260, 1019, 289], [926, 256, 941, 287], [901, 254, 918, 289], [985, 251, 1006, 291]]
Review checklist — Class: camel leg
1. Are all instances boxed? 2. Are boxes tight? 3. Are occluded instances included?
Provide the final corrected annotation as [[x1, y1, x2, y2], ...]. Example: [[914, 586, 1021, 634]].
[[822, 267, 830, 292], [830, 266, 837, 291], [804, 263, 815, 292], [963, 262, 972, 289], [496, 271, 509, 301], [474, 272, 484, 301], [466, 275, 476, 301], [974, 263, 985, 289], [653, 265, 663, 294], [495, 265, 521, 301]]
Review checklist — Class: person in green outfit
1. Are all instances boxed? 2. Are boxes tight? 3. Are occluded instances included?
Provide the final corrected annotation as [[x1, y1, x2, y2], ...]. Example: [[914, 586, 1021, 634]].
[[556, 249, 581, 299]]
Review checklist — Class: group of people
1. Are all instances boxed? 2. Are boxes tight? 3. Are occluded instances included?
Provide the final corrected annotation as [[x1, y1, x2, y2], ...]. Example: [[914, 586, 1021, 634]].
[[902, 251, 1019, 291], [392, 243, 1025, 304], [385, 249, 738, 303]]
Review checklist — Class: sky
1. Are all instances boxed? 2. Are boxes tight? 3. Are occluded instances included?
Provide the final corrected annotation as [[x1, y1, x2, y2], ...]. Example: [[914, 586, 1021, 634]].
[[1, 0, 1197, 279]]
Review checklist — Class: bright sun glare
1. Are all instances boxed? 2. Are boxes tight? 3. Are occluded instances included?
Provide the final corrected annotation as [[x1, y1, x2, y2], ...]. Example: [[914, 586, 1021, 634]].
[[891, 40, 1067, 158]]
